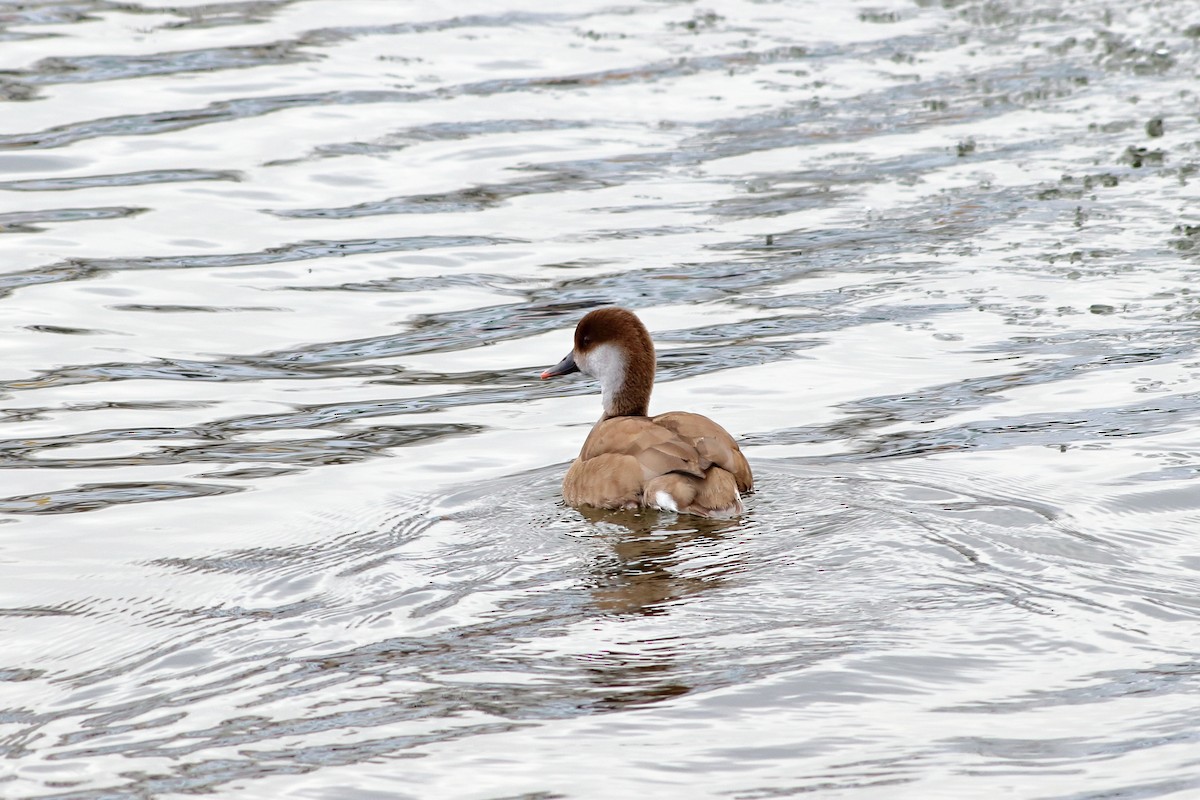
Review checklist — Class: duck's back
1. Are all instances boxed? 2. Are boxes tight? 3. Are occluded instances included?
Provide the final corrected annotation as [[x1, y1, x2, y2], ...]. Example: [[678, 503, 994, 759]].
[[562, 411, 753, 517], [651, 411, 753, 492]]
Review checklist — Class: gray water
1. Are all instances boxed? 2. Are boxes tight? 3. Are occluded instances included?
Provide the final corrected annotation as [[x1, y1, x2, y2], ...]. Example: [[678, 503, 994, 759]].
[[2, 1, 1200, 798]]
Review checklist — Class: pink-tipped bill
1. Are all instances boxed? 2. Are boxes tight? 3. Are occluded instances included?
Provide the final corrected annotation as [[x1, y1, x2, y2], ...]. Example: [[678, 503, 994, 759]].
[[541, 351, 579, 380]]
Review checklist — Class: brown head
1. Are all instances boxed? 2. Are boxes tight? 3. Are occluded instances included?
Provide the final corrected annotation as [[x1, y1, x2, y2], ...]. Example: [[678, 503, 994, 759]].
[[541, 307, 656, 418]]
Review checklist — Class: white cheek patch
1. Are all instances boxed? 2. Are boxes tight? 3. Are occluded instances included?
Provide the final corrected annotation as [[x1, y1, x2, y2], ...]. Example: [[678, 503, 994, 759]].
[[580, 343, 626, 413]]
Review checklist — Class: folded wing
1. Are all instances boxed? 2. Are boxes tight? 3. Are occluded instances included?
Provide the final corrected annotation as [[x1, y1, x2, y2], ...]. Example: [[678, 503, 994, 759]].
[[652, 411, 753, 493], [563, 413, 752, 515]]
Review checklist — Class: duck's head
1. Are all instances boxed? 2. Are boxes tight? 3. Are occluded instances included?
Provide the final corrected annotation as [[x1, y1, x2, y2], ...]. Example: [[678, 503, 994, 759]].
[[541, 306, 656, 418]]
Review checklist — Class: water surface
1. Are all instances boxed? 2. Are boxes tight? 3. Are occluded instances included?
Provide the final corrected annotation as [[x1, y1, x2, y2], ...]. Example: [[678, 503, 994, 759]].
[[2, 0, 1200, 798]]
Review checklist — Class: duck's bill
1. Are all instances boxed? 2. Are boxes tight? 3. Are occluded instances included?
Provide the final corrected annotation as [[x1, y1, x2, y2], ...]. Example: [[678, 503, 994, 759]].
[[540, 352, 579, 379]]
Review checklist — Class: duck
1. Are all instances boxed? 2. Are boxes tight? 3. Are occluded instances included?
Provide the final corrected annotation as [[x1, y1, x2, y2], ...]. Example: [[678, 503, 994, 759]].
[[541, 306, 753, 517]]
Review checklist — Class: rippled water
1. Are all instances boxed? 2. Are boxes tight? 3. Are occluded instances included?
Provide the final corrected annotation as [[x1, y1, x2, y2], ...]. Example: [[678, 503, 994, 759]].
[[2, 0, 1200, 797]]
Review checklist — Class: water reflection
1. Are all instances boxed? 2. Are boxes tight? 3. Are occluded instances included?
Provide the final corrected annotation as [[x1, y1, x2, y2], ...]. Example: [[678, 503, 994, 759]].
[[578, 506, 746, 616]]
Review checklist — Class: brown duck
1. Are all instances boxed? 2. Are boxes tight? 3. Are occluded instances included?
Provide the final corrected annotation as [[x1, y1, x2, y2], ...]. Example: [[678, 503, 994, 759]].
[[541, 307, 753, 517]]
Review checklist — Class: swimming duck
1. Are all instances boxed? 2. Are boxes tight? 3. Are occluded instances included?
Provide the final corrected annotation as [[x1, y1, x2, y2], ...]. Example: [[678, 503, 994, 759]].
[[541, 307, 753, 517]]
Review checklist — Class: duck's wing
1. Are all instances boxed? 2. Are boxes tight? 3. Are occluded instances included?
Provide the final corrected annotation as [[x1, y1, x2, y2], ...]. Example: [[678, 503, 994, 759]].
[[562, 453, 644, 510], [651, 411, 753, 492], [580, 417, 707, 482]]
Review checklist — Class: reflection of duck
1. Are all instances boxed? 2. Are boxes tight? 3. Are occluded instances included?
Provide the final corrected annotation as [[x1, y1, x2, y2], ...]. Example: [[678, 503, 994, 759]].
[[576, 505, 744, 616], [541, 307, 753, 517]]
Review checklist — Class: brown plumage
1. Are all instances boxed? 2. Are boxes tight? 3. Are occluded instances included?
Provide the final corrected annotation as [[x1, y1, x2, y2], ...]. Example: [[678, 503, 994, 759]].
[[541, 307, 753, 517]]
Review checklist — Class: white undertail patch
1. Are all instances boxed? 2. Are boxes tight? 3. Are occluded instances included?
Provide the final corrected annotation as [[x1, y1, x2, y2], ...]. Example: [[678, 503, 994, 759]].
[[653, 490, 679, 512]]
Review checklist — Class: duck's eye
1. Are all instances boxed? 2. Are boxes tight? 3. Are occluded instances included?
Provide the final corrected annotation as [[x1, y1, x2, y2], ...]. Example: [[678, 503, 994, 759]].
[[581, 335, 592, 345]]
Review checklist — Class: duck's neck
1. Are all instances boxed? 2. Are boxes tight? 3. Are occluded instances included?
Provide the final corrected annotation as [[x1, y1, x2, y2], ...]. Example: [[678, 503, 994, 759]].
[[595, 343, 654, 419]]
